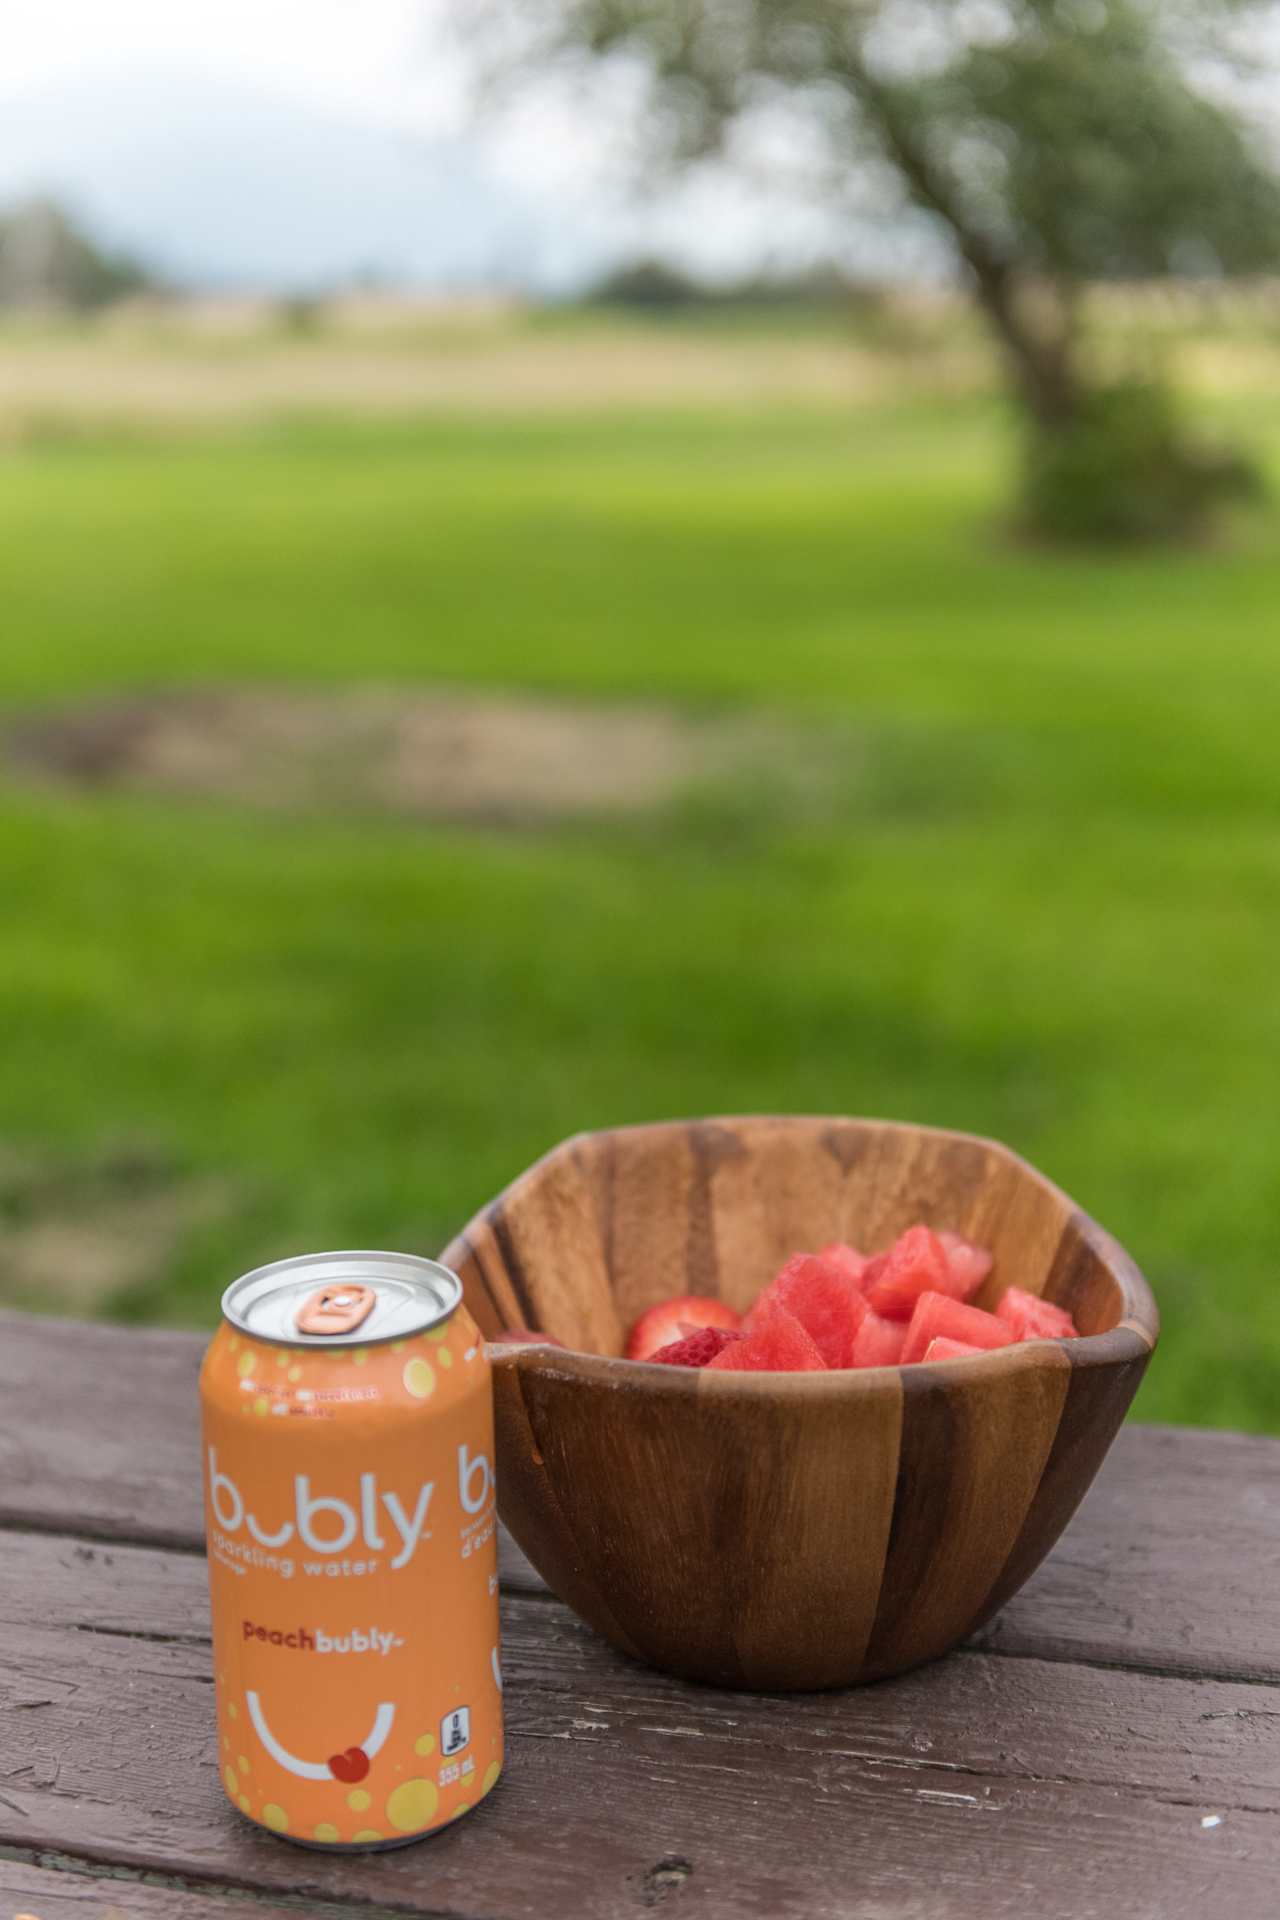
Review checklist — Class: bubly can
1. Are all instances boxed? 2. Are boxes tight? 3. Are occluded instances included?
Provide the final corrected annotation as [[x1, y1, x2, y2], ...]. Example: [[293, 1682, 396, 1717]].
[[199, 1251, 502, 1849]]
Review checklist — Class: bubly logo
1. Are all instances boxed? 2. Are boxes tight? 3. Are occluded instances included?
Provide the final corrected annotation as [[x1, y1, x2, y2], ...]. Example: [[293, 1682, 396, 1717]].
[[207, 1443, 493, 1571], [208, 1449, 433, 1570]]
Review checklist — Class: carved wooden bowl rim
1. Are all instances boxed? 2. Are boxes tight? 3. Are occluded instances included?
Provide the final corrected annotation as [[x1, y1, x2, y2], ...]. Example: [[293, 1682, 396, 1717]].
[[445, 1114, 1160, 1385]]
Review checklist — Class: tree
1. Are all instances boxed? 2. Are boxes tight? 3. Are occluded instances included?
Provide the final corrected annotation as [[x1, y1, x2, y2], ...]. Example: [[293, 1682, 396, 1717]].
[[0, 198, 155, 311], [467, 0, 1280, 538]]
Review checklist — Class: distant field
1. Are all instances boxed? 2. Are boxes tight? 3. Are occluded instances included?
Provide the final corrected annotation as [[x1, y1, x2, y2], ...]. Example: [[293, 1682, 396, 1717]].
[[1, 289, 1277, 432], [2, 320, 1280, 1432], [0, 317, 985, 433]]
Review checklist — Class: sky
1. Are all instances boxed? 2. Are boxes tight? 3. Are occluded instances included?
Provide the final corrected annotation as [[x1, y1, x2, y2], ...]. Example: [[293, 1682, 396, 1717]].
[[0, 0, 879, 292]]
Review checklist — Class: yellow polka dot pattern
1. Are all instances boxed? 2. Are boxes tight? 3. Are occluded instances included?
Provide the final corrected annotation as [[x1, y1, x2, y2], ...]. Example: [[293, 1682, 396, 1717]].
[[403, 1357, 435, 1400], [228, 1701, 238, 1720], [352, 1828, 383, 1843], [347, 1788, 371, 1812], [314, 1822, 341, 1843], [262, 1803, 289, 1833], [223, 1764, 239, 1798], [438, 1347, 453, 1370], [253, 1395, 270, 1416], [236, 1351, 255, 1379], [237, 1754, 250, 1775], [413, 1733, 435, 1757], [425, 1325, 449, 1343], [288, 1364, 302, 1382], [386, 1777, 438, 1832], [238, 1794, 251, 1814], [482, 1761, 501, 1794]]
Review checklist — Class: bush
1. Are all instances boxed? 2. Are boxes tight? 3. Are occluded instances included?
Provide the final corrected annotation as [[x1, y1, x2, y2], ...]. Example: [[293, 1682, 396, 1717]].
[[585, 259, 709, 309], [1020, 379, 1264, 544]]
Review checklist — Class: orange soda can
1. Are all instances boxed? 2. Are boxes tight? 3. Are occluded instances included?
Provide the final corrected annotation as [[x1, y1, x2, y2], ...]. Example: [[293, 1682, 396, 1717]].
[[200, 1251, 502, 1849]]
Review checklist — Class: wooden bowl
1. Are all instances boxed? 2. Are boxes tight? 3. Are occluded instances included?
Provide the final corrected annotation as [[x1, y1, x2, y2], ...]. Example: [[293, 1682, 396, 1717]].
[[441, 1116, 1158, 1691]]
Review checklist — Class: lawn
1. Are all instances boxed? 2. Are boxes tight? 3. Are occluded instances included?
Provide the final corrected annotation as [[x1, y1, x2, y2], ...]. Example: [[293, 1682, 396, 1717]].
[[2, 381, 1279, 1431]]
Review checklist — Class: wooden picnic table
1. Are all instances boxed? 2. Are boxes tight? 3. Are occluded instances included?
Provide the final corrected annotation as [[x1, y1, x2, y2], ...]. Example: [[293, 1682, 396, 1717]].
[[0, 1309, 1277, 1920]]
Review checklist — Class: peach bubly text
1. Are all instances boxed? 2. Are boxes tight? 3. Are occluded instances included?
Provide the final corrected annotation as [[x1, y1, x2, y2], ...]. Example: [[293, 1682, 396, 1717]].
[[243, 1620, 404, 1656]]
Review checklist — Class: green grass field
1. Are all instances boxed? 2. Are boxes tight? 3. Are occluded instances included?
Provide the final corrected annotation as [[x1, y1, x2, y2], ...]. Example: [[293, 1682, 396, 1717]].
[[3, 380, 1279, 1430]]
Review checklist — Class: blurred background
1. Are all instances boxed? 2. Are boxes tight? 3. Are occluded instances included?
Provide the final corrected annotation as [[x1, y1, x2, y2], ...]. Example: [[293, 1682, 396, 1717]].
[[2, 0, 1278, 1429]]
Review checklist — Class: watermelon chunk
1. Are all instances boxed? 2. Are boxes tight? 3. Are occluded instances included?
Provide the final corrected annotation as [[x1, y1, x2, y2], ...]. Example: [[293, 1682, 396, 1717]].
[[938, 1230, 994, 1301], [848, 1308, 908, 1367], [923, 1336, 984, 1362], [817, 1241, 869, 1290], [900, 1291, 1015, 1365], [707, 1298, 827, 1372], [750, 1252, 866, 1368], [858, 1250, 889, 1291], [865, 1225, 959, 1320], [996, 1286, 1079, 1341], [649, 1327, 741, 1368], [625, 1294, 741, 1362]]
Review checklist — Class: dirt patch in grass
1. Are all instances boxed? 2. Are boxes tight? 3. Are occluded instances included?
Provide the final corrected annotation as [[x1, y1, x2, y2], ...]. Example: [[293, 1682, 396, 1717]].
[[4, 686, 807, 826], [0, 1142, 238, 1315]]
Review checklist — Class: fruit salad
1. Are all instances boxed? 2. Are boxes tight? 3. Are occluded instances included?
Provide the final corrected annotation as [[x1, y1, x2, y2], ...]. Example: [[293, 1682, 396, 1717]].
[[626, 1226, 1080, 1370]]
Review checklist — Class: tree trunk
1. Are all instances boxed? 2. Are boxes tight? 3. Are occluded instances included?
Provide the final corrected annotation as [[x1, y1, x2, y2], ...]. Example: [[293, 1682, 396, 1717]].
[[964, 258, 1081, 430], [843, 53, 1082, 430]]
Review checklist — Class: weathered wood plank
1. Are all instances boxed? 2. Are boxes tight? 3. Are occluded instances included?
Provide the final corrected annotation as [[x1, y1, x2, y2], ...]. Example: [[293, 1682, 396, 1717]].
[[0, 1312, 205, 1550], [0, 1855, 398, 1920], [0, 1529, 1276, 1920], [980, 1421, 1280, 1680], [2, 1311, 1277, 1681]]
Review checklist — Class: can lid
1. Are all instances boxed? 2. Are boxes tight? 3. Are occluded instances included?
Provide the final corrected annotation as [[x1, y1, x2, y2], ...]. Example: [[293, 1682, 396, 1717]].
[[222, 1250, 461, 1347]]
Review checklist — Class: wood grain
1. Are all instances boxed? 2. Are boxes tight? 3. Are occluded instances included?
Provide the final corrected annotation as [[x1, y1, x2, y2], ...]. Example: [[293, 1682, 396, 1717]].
[[980, 1421, 1280, 1679], [0, 1312, 204, 1548], [1, 1526, 1277, 1920], [0, 1858, 385, 1920], [7, 1312, 1280, 1688], [441, 1116, 1158, 1687]]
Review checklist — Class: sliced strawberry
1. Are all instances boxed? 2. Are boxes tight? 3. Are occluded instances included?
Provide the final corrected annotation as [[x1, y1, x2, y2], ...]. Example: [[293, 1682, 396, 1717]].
[[996, 1285, 1079, 1341], [849, 1308, 908, 1367], [817, 1241, 869, 1289], [865, 1225, 958, 1320], [707, 1298, 827, 1372], [625, 1294, 741, 1362], [750, 1252, 866, 1369], [649, 1327, 741, 1368], [923, 1336, 983, 1362], [937, 1230, 994, 1301], [901, 1291, 1015, 1365]]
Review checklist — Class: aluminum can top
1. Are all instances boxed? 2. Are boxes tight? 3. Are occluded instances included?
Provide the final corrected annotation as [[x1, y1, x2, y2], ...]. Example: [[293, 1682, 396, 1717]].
[[221, 1250, 461, 1349]]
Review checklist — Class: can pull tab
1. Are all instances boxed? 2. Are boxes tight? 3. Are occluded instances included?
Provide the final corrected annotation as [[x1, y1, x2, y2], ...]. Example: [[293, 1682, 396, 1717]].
[[295, 1284, 376, 1337]]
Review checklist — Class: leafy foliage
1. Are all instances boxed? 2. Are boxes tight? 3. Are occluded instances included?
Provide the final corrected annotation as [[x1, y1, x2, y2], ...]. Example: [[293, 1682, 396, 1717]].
[[469, 0, 1280, 537], [0, 198, 156, 311], [1019, 378, 1264, 542]]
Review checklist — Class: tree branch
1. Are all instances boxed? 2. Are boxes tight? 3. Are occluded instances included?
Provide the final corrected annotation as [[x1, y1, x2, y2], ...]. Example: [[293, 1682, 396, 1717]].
[[840, 45, 1078, 425]]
